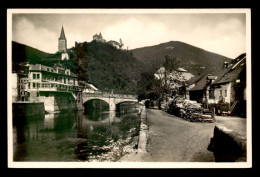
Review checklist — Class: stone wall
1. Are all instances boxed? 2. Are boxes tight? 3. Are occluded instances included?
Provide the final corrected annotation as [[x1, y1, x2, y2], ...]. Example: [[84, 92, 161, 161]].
[[13, 102, 45, 116], [38, 92, 79, 113], [208, 124, 246, 162]]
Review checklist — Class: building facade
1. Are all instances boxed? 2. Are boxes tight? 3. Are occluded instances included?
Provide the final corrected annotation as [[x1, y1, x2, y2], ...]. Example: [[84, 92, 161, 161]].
[[14, 63, 84, 112], [209, 54, 246, 116], [186, 53, 246, 116]]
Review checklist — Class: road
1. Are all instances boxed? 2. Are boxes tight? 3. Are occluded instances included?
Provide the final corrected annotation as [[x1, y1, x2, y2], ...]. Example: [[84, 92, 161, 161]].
[[141, 108, 215, 162]]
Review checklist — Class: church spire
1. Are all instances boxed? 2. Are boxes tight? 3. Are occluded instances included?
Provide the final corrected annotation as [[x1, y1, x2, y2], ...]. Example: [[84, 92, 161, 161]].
[[59, 26, 66, 39], [58, 26, 67, 53]]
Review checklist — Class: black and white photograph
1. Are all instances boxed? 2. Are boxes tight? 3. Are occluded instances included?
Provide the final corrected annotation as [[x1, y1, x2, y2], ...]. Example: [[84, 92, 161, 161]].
[[7, 9, 252, 168]]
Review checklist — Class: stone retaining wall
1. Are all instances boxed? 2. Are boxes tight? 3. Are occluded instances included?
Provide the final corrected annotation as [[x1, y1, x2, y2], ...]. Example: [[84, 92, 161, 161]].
[[208, 124, 246, 162], [137, 106, 148, 153], [12, 102, 45, 116]]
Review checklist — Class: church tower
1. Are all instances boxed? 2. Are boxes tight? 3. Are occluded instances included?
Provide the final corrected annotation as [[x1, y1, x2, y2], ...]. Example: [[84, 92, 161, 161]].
[[58, 26, 67, 52]]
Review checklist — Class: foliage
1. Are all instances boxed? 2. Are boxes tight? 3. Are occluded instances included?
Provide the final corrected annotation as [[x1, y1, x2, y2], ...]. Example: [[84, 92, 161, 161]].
[[136, 55, 181, 101], [136, 71, 158, 100], [85, 41, 145, 94], [74, 42, 88, 81]]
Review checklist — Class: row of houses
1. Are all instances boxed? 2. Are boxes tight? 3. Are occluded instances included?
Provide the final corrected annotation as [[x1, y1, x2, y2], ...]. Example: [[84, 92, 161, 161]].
[[12, 62, 99, 103], [183, 53, 246, 117]]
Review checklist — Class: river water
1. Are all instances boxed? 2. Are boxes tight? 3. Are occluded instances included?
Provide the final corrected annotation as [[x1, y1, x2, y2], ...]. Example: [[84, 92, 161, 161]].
[[13, 103, 140, 162]]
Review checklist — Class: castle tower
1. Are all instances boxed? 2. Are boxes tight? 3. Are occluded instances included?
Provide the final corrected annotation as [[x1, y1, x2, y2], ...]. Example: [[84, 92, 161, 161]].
[[58, 26, 67, 52]]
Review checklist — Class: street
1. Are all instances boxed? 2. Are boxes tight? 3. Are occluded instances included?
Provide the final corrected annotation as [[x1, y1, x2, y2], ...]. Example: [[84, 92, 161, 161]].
[[142, 108, 215, 162]]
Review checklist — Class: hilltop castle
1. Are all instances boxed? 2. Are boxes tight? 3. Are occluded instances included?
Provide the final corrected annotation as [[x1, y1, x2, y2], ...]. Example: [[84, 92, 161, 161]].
[[58, 26, 69, 60], [93, 32, 106, 43]]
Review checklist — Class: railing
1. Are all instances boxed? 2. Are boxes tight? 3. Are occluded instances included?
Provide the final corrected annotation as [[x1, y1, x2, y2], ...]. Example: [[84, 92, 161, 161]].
[[26, 82, 79, 92], [83, 92, 138, 99]]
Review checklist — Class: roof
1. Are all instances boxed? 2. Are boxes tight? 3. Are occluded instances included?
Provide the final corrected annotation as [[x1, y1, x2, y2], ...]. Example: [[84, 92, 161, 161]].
[[189, 74, 209, 91], [29, 64, 77, 78], [211, 54, 246, 85], [186, 73, 206, 86], [79, 81, 99, 90], [59, 26, 66, 39]]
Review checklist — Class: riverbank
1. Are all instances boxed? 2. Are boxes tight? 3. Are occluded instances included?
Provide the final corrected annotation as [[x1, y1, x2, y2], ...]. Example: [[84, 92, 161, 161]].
[[119, 105, 149, 162], [87, 112, 142, 162]]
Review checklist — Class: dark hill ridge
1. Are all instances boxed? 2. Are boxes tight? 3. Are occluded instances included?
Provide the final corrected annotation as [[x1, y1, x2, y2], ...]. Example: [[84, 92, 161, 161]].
[[12, 41, 52, 64], [131, 41, 232, 76]]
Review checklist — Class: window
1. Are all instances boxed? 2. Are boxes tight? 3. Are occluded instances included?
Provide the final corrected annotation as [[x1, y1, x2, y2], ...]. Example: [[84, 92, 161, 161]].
[[37, 74, 40, 79], [209, 89, 215, 99], [64, 78, 66, 84], [28, 83, 30, 88], [225, 90, 227, 97], [33, 74, 36, 79], [33, 83, 36, 88], [220, 90, 222, 96]]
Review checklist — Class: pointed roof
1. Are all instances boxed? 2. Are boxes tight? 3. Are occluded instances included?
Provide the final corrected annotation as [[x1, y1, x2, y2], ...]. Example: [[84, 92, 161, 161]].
[[59, 26, 66, 39], [211, 54, 246, 85]]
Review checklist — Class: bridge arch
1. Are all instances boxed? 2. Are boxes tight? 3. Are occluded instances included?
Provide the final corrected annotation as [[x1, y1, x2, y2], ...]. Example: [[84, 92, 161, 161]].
[[82, 93, 138, 111], [114, 99, 138, 105], [83, 98, 109, 114]]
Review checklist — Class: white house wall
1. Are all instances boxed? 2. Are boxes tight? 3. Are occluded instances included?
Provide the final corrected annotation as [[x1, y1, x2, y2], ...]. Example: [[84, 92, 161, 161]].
[[213, 82, 232, 104]]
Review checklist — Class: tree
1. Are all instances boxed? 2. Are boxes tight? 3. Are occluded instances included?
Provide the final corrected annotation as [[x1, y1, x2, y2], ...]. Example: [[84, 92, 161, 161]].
[[156, 55, 180, 109], [75, 42, 88, 81], [136, 71, 158, 101], [163, 55, 180, 92]]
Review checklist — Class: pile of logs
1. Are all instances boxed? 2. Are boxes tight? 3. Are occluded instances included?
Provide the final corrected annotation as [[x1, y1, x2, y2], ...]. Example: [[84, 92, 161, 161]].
[[168, 98, 214, 123]]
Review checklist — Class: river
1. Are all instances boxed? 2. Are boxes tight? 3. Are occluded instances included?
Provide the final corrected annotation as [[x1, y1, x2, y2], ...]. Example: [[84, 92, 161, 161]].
[[13, 102, 140, 162]]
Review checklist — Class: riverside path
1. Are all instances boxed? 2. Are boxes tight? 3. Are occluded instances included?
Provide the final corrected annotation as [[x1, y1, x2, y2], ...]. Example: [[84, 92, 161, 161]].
[[144, 109, 215, 162], [121, 108, 216, 162]]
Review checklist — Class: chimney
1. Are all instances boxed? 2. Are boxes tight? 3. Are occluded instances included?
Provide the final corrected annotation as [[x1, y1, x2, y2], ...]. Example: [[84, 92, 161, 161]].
[[223, 61, 229, 68]]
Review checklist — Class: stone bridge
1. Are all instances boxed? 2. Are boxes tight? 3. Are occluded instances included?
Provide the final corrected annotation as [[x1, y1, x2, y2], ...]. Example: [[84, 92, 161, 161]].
[[82, 92, 138, 111]]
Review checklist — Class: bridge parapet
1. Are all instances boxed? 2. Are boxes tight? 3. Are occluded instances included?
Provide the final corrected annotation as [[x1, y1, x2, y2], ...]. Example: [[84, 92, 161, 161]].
[[83, 92, 137, 99]]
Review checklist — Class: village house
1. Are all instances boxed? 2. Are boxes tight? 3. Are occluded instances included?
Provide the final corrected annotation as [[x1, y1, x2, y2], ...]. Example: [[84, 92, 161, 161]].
[[209, 53, 246, 117], [186, 53, 246, 117], [154, 66, 194, 99], [79, 81, 100, 93], [188, 73, 217, 105]]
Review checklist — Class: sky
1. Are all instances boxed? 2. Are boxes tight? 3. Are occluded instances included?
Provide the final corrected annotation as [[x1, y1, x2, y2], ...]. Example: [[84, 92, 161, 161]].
[[12, 11, 247, 59]]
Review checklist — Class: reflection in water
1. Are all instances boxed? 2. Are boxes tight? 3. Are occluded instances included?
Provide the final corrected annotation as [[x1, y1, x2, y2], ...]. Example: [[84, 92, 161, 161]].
[[13, 103, 139, 161]]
